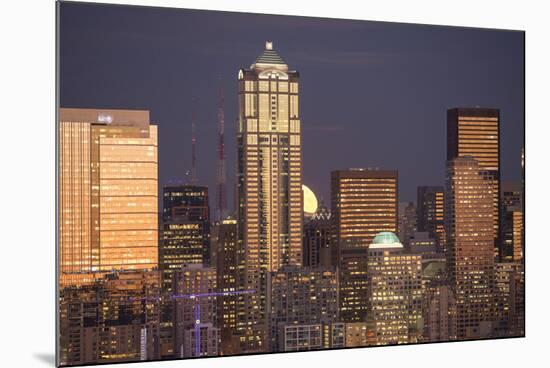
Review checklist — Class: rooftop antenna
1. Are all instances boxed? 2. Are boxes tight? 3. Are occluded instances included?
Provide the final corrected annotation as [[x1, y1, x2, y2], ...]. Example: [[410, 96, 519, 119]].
[[190, 97, 198, 185], [216, 77, 227, 221]]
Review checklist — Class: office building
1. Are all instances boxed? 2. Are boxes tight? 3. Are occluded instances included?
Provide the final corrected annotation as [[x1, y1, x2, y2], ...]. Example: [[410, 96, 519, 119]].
[[59, 108, 158, 287], [445, 157, 497, 339], [236, 41, 303, 351], [331, 168, 398, 322], [160, 185, 210, 292], [365, 232, 423, 345], [447, 108, 501, 255]]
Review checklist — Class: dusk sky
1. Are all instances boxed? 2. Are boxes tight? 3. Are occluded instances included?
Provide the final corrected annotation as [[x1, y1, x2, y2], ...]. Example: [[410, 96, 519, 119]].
[[59, 1, 524, 209]]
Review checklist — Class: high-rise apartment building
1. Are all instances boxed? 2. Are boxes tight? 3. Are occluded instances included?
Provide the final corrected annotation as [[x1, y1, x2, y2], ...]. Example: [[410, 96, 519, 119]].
[[268, 266, 338, 351], [236, 41, 303, 351], [160, 185, 210, 292], [172, 264, 219, 358], [211, 218, 246, 355], [365, 232, 423, 345], [445, 157, 497, 339], [417, 186, 445, 252], [331, 169, 398, 322], [59, 270, 161, 366], [447, 108, 500, 255], [59, 108, 158, 287], [495, 262, 525, 337]]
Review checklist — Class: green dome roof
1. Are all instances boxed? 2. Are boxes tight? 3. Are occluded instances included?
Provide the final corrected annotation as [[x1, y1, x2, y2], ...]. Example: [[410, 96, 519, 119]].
[[372, 232, 400, 245]]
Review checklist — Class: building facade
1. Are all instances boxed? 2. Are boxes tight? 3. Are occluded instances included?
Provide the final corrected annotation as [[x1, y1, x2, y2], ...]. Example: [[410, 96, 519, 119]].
[[172, 264, 219, 358], [160, 185, 210, 292], [331, 169, 398, 322], [268, 266, 338, 351], [501, 182, 524, 262], [417, 186, 446, 253], [398, 201, 417, 248], [59, 108, 158, 287], [303, 202, 332, 267], [445, 157, 497, 339], [365, 232, 423, 345], [447, 108, 501, 257], [59, 270, 161, 366], [236, 41, 303, 351]]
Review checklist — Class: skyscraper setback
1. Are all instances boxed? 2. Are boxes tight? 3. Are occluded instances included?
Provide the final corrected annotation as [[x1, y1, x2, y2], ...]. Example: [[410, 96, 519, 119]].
[[59, 108, 159, 287], [236, 41, 303, 350], [447, 108, 501, 256]]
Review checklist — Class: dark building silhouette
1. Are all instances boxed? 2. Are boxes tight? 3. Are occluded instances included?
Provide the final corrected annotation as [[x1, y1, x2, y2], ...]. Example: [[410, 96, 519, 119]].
[[417, 186, 446, 253], [303, 202, 332, 267], [160, 185, 211, 291]]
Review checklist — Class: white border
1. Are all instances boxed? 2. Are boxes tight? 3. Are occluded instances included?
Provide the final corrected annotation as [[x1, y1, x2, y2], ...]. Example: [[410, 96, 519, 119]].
[[1, 1, 548, 368]]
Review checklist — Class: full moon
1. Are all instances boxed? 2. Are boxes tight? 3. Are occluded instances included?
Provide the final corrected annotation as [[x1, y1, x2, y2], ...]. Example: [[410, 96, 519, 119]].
[[302, 184, 318, 218]]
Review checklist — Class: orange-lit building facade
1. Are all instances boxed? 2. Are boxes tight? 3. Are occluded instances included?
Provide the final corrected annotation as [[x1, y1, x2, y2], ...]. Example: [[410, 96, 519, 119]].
[[445, 157, 496, 339], [59, 108, 158, 286], [236, 42, 303, 351], [447, 108, 500, 256]]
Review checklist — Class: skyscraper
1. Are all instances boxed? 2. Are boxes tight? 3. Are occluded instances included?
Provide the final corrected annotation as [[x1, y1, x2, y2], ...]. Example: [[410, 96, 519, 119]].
[[365, 232, 423, 345], [331, 168, 398, 322], [417, 186, 446, 253], [447, 108, 500, 256], [160, 185, 211, 291], [211, 218, 246, 355], [445, 157, 497, 339], [59, 108, 158, 287], [236, 41, 303, 351]]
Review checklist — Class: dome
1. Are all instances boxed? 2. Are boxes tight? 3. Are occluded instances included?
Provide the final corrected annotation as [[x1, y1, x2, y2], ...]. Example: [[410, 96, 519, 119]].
[[370, 232, 403, 249]]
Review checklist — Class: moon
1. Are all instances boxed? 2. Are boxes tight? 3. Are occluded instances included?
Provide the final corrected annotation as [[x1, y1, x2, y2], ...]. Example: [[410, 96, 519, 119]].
[[302, 184, 318, 218]]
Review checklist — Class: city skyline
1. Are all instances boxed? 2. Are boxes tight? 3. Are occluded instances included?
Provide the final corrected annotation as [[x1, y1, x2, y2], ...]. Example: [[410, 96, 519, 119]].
[[57, 2, 524, 366], [59, 2, 524, 207]]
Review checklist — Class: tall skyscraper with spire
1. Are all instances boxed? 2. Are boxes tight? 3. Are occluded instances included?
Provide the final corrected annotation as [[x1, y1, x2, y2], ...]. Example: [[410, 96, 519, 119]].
[[236, 41, 303, 351]]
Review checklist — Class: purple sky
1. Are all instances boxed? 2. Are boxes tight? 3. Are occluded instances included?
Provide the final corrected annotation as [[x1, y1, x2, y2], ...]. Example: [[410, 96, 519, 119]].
[[59, 2, 524, 209]]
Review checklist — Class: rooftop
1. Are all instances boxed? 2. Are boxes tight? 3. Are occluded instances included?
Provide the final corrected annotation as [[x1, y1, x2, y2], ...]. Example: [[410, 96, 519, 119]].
[[370, 232, 403, 249]]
